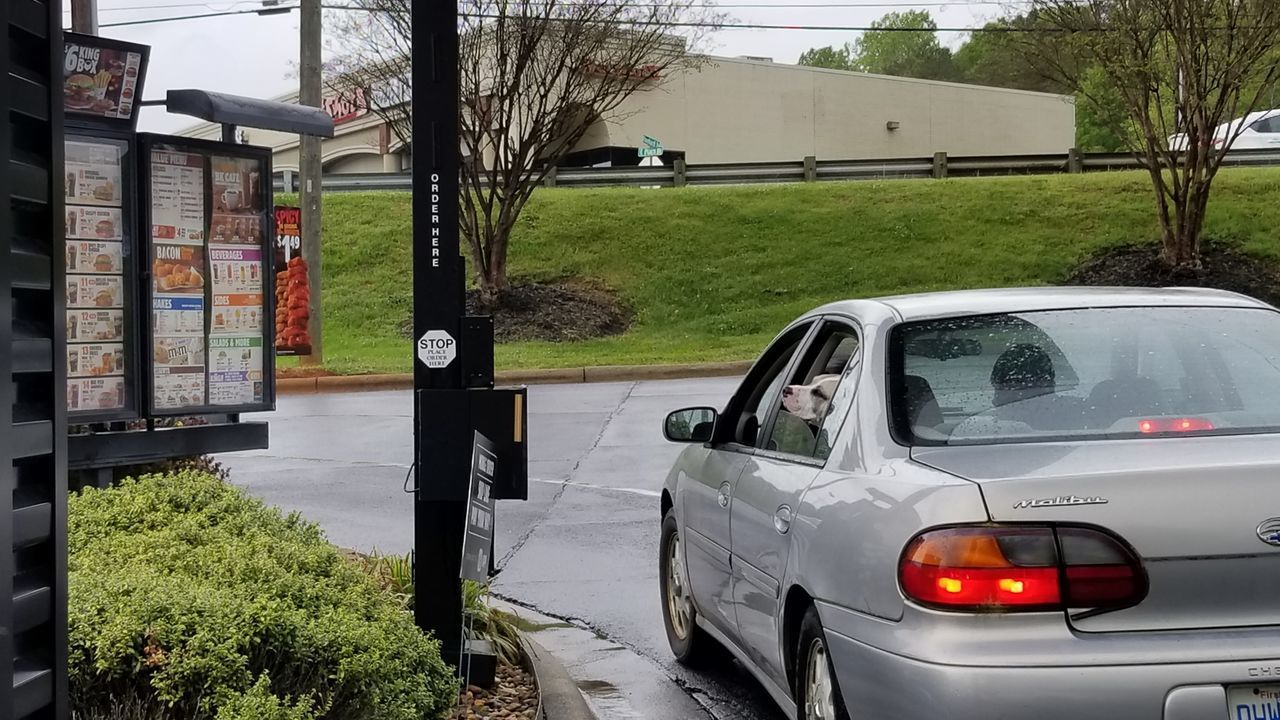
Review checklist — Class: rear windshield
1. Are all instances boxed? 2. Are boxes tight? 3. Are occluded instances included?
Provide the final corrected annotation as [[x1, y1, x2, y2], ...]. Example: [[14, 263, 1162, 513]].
[[889, 307, 1280, 445]]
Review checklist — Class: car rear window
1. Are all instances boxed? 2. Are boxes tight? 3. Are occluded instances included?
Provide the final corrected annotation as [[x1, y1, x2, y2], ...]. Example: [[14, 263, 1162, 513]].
[[889, 306, 1280, 445]]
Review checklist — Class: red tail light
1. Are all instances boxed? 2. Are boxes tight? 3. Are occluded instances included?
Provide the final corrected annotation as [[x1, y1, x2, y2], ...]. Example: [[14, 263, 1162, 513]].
[[899, 526, 1146, 612], [1138, 417, 1214, 434]]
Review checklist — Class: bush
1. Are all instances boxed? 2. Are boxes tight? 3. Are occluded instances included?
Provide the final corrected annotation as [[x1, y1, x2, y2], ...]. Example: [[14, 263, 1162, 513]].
[[69, 471, 457, 720]]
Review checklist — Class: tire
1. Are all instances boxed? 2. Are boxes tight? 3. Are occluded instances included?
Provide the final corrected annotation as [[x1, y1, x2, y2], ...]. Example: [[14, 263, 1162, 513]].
[[659, 510, 720, 666], [795, 607, 851, 720]]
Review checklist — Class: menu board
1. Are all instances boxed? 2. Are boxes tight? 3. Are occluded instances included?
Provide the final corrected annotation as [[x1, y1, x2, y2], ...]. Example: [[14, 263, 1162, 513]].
[[150, 148, 208, 413], [144, 139, 273, 414], [150, 150, 206, 243], [63, 35, 146, 123], [273, 206, 312, 356], [65, 136, 129, 415], [208, 155, 267, 407]]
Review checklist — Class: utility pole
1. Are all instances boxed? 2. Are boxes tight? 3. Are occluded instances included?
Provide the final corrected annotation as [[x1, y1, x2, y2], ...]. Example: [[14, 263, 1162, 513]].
[[299, 0, 324, 365], [70, 0, 98, 33]]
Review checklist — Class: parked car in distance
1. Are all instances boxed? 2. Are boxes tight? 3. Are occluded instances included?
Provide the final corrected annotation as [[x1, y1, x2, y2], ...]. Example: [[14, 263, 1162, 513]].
[[1168, 108, 1280, 151], [659, 287, 1280, 720]]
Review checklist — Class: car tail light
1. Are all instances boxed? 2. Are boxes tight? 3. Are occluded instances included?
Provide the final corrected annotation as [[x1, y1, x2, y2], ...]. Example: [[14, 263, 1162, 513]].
[[1138, 417, 1214, 434], [899, 526, 1146, 612]]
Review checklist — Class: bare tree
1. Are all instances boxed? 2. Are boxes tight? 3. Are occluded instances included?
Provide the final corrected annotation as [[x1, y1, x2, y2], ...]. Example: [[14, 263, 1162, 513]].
[[1023, 0, 1280, 268], [325, 1, 722, 303]]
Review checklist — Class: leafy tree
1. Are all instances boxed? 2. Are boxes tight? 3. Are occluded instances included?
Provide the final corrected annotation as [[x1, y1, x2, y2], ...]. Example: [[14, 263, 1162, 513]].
[[1025, 0, 1280, 267], [797, 45, 854, 71], [848, 10, 960, 81], [325, 0, 723, 302], [954, 17, 1063, 93]]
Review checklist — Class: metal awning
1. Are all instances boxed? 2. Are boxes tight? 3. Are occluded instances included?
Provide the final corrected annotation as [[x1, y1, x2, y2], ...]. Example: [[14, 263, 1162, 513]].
[[165, 89, 335, 137]]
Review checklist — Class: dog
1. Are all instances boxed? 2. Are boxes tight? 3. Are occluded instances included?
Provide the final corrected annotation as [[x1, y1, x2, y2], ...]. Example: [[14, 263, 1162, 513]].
[[781, 374, 841, 424]]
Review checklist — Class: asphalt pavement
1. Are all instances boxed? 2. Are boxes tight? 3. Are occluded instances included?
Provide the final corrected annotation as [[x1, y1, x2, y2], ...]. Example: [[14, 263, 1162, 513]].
[[220, 378, 787, 720]]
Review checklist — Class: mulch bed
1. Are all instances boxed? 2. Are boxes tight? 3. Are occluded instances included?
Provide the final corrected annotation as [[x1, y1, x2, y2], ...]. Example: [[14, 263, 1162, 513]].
[[1062, 242, 1280, 307], [456, 663, 538, 720], [401, 278, 633, 344]]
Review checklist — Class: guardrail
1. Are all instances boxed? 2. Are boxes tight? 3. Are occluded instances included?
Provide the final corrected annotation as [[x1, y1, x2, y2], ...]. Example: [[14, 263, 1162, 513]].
[[274, 148, 1280, 193]]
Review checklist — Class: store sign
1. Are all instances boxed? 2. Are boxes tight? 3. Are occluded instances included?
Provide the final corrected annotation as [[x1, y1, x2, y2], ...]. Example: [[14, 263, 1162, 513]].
[[63, 34, 147, 123], [322, 88, 369, 125], [273, 206, 312, 356]]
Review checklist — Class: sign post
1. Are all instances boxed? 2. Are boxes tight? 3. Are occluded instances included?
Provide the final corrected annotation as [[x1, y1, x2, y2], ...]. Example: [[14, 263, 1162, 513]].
[[412, 0, 469, 663]]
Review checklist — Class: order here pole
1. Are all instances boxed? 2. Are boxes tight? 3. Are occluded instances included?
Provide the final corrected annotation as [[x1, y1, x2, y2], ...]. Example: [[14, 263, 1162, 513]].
[[411, 0, 468, 661]]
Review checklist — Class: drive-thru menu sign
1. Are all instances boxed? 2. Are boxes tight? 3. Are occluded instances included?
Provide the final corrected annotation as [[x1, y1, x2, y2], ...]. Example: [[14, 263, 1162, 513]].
[[62, 33, 149, 420], [141, 136, 275, 415]]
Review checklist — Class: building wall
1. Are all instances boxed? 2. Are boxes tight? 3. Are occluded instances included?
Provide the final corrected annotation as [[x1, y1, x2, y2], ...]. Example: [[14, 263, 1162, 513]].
[[178, 56, 1076, 172], [600, 58, 1075, 163]]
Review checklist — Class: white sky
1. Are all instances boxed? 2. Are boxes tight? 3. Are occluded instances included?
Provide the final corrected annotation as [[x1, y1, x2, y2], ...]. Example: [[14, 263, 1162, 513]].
[[79, 0, 1008, 134]]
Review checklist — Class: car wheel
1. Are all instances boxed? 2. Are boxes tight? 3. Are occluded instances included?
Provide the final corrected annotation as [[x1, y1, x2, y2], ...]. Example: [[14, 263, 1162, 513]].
[[660, 510, 718, 666], [797, 607, 850, 720]]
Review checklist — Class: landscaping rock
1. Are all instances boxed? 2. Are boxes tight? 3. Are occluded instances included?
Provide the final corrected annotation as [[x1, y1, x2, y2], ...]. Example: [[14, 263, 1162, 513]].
[[455, 663, 538, 720]]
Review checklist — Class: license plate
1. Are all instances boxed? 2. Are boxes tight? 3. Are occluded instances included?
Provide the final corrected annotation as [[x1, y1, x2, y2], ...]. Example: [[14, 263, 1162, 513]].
[[1227, 684, 1280, 720]]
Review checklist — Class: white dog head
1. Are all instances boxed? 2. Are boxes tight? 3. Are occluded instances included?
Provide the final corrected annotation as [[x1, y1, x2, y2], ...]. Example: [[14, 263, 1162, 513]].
[[781, 374, 841, 422]]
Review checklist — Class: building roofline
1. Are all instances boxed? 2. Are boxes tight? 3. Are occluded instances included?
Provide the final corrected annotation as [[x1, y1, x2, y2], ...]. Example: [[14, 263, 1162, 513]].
[[708, 54, 1075, 101]]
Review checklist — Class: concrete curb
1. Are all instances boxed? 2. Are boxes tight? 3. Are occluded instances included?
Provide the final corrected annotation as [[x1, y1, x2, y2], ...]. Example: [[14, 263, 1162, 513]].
[[276, 360, 752, 395], [522, 635, 598, 720]]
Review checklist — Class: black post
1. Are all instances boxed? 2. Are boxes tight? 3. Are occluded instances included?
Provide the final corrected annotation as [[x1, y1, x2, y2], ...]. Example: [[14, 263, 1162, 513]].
[[412, 1, 468, 662]]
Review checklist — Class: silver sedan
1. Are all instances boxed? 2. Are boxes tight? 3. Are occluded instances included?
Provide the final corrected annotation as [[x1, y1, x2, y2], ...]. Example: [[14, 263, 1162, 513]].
[[658, 287, 1280, 720]]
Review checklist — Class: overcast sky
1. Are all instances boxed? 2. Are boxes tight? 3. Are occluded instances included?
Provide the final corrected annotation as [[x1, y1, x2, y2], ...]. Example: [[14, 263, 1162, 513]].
[[79, 0, 1008, 134]]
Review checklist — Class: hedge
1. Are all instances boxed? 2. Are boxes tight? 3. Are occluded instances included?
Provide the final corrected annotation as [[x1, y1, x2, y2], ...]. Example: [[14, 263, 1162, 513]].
[[68, 470, 457, 720]]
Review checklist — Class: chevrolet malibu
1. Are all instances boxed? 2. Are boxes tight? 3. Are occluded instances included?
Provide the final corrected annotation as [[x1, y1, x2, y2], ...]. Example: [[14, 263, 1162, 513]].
[[658, 287, 1280, 720]]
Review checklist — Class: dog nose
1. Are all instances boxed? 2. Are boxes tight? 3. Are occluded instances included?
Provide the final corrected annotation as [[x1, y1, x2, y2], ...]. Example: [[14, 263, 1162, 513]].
[[782, 387, 793, 397]]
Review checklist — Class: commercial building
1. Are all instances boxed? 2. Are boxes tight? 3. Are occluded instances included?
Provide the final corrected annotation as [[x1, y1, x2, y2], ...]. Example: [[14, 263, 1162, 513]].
[[176, 54, 1076, 177]]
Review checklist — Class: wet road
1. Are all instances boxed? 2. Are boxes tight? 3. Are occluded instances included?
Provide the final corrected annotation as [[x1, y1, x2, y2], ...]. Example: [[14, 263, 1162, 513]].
[[220, 378, 787, 720]]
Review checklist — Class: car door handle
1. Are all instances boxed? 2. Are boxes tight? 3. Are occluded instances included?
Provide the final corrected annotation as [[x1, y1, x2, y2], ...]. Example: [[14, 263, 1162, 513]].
[[774, 505, 793, 535], [717, 482, 731, 508]]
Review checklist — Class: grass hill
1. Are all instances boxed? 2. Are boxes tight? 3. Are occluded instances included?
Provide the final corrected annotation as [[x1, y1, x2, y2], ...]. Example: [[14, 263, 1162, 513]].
[[288, 168, 1280, 374]]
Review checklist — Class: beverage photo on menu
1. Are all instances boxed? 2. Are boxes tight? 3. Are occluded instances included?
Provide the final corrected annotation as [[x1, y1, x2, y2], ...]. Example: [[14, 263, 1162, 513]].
[[210, 156, 265, 246]]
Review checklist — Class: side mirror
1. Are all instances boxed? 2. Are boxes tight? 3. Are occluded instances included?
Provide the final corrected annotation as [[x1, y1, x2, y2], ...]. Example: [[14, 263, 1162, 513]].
[[664, 407, 717, 443]]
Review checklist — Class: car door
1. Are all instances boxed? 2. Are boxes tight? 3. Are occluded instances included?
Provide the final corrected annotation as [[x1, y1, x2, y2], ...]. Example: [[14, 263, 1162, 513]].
[[730, 319, 861, 684], [681, 321, 815, 638]]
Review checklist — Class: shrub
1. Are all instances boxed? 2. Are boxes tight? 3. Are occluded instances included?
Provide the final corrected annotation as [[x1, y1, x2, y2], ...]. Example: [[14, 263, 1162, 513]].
[[69, 471, 457, 720]]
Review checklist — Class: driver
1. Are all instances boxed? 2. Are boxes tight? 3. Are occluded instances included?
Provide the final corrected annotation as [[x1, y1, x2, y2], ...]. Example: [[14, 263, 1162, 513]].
[[991, 343, 1056, 407]]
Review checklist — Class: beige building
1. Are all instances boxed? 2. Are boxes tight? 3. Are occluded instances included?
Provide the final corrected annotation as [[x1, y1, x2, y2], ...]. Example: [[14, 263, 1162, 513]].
[[177, 55, 1075, 177]]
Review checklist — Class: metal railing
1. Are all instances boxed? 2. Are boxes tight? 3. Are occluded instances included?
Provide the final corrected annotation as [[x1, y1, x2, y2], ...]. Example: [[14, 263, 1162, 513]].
[[274, 148, 1280, 193]]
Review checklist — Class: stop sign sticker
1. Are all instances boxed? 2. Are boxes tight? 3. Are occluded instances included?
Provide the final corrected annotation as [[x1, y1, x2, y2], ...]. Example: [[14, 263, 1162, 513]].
[[417, 330, 457, 369]]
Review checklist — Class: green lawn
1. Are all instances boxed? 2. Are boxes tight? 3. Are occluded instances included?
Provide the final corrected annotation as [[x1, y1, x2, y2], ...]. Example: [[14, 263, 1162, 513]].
[[283, 168, 1280, 374]]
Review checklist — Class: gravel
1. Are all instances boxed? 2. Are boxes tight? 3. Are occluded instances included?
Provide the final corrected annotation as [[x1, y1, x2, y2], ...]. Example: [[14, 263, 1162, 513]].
[[455, 662, 539, 720]]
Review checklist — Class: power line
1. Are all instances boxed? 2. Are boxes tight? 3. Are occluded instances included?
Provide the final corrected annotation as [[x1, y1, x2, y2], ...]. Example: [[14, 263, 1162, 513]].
[[89, 0, 1026, 7], [97, 4, 297, 26]]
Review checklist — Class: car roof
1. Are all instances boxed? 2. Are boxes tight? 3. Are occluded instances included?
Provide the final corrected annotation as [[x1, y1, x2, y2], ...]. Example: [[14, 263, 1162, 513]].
[[814, 286, 1272, 323]]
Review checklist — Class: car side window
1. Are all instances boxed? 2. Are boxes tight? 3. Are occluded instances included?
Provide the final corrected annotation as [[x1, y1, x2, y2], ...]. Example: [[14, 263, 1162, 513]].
[[728, 324, 811, 447], [761, 323, 860, 460], [1251, 116, 1280, 134]]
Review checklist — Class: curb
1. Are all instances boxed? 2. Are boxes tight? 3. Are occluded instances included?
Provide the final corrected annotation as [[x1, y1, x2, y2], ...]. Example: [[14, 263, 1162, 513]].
[[521, 635, 597, 720], [276, 360, 752, 395]]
